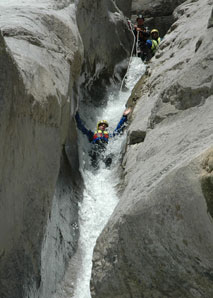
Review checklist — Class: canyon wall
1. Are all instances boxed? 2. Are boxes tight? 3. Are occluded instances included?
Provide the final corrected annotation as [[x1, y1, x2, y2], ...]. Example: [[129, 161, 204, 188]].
[[76, 0, 133, 103], [0, 2, 83, 297], [91, 0, 213, 297]]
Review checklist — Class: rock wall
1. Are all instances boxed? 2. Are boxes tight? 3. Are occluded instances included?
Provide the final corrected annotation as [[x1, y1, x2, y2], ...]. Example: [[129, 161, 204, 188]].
[[131, 0, 187, 36], [76, 0, 133, 103], [0, 2, 83, 298], [115, 0, 132, 18], [91, 0, 213, 297]]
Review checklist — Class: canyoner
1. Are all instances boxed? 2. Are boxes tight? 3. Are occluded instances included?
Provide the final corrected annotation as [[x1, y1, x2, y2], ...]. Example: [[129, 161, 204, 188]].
[[75, 108, 132, 169]]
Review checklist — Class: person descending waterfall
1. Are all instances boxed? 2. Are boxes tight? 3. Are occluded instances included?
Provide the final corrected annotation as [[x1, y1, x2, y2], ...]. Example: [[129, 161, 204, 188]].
[[75, 108, 131, 169]]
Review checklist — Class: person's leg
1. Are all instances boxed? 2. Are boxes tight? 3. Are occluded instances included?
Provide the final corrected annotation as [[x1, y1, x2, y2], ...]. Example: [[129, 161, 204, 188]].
[[89, 150, 100, 169], [104, 154, 113, 168]]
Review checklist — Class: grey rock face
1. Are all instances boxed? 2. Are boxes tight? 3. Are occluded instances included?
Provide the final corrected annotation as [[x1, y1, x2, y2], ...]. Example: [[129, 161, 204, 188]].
[[34, 147, 83, 298], [115, 0, 132, 17], [91, 0, 213, 297], [76, 0, 133, 103], [132, 0, 187, 15], [0, 2, 83, 298], [131, 0, 187, 36]]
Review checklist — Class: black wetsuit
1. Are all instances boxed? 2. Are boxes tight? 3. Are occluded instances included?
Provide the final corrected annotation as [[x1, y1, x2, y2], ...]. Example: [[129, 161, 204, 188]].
[[134, 26, 151, 62]]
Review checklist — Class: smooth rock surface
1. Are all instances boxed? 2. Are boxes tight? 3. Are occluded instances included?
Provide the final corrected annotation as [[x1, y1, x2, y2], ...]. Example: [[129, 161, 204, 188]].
[[115, 0, 132, 17], [91, 0, 213, 297], [76, 0, 133, 103], [0, 2, 83, 297]]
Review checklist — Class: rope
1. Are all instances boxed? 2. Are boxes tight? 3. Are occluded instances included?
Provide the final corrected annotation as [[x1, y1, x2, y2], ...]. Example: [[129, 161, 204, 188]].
[[136, 30, 139, 56], [119, 22, 137, 93]]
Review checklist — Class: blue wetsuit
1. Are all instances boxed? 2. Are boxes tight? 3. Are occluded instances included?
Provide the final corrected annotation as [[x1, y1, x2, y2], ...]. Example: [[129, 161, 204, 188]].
[[75, 112, 128, 144], [75, 112, 128, 168]]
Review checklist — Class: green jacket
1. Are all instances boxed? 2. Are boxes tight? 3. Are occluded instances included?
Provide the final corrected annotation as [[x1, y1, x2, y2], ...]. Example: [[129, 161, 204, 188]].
[[151, 37, 162, 54]]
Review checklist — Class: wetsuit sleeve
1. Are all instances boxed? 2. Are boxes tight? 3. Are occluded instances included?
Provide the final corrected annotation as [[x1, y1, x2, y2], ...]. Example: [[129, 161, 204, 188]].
[[146, 39, 152, 48], [113, 115, 128, 136], [75, 112, 94, 142]]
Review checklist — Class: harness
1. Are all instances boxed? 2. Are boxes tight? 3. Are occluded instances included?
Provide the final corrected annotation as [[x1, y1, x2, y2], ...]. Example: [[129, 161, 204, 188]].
[[93, 130, 109, 144]]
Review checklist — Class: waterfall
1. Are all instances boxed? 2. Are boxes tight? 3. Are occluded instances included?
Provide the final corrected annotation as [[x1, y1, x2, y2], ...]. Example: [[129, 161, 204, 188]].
[[53, 57, 146, 298]]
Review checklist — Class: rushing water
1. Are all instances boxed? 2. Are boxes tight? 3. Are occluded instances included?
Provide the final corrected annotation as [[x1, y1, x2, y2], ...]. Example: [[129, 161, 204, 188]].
[[0, 0, 53, 7], [53, 57, 146, 298]]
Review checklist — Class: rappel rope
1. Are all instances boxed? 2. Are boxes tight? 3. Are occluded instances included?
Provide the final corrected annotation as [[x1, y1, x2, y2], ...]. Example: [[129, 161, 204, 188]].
[[136, 30, 139, 56], [119, 21, 137, 93]]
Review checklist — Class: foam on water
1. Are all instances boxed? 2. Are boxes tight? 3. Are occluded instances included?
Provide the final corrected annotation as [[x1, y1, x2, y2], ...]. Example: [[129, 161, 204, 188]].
[[0, 0, 52, 7]]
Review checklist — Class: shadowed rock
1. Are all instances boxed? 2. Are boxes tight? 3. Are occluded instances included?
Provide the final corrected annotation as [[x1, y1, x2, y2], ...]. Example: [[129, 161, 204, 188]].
[[129, 130, 146, 145]]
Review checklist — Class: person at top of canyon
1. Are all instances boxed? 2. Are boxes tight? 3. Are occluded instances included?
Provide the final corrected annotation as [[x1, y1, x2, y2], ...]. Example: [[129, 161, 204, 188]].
[[134, 14, 145, 30], [133, 14, 151, 62], [151, 29, 162, 45], [75, 107, 131, 169], [146, 29, 162, 57]]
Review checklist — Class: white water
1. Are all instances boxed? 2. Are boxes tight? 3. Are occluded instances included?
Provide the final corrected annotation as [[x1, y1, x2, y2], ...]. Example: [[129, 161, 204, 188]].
[[53, 57, 146, 298], [0, 0, 75, 9], [0, 0, 50, 7]]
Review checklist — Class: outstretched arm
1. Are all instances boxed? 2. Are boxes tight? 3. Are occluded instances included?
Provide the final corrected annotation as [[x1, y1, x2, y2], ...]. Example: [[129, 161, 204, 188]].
[[113, 108, 132, 136], [75, 112, 94, 142]]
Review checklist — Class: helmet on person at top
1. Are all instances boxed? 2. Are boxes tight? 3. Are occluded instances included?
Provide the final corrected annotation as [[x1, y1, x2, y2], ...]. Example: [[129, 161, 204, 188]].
[[97, 120, 109, 130], [136, 14, 144, 21], [151, 29, 159, 35]]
